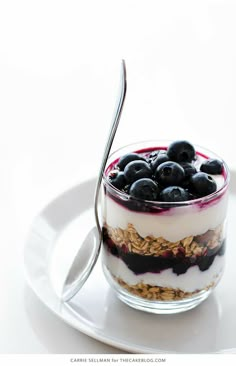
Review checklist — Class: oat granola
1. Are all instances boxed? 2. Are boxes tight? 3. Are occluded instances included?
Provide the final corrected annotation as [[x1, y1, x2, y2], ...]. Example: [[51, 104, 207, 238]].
[[104, 223, 223, 257], [116, 277, 216, 301]]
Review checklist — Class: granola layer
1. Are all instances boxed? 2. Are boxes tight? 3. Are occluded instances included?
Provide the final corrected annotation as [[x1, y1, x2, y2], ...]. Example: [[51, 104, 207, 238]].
[[104, 223, 224, 258], [102, 222, 225, 279], [116, 277, 216, 301]]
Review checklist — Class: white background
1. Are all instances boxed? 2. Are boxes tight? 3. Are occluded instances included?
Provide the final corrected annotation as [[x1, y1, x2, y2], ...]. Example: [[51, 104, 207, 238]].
[[0, 0, 236, 354]]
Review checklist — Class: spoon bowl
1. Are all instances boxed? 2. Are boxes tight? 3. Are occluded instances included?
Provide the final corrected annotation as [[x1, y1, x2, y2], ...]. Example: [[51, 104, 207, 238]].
[[62, 226, 99, 301]]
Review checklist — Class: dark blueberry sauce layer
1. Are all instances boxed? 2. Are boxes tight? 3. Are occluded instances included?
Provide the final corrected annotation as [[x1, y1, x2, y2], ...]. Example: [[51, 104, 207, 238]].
[[103, 233, 225, 276]]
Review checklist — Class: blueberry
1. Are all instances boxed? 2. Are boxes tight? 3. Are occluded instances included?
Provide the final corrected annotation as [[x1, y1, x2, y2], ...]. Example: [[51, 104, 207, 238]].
[[154, 161, 185, 186], [167, 140, 196, 163], [190, 172, 217, 197], [160, 186, 189, 202], [150, 152, 170, 171], [200, 159, 223, 175], [180, 162, 197, 178], [148, 149, 166, 162], [129, 178, 160, 201], [117, 153, 146, 171], [124, 160, 152, 183], [179, 162, 197, 189], [108, 170, 127, 190]]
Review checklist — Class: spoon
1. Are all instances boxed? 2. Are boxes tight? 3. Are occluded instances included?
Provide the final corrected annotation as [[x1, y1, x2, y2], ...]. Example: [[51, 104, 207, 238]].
[[62, 60, 127, 301]]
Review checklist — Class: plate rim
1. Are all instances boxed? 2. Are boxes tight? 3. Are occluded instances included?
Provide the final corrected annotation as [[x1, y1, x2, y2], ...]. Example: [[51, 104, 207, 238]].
[[24, 174, 236, 354], [23, 177, 160, 354]]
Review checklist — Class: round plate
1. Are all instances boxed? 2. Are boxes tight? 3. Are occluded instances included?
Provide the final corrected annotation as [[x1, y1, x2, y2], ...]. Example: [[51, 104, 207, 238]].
[[24, 175, 236, 353]]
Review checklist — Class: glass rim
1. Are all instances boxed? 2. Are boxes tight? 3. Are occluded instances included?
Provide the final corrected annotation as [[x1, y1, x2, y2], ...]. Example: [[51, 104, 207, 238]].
[[102, 139, 230, 207]]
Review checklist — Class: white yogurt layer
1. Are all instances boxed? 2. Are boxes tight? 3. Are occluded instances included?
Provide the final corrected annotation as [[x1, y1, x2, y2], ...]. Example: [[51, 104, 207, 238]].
[[102, 189, 228, 242], [103, 250, 225, 293]]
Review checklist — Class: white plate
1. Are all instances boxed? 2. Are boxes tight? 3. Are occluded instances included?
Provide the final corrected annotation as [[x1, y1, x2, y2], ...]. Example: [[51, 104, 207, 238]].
[[24, 174, 236, 354]]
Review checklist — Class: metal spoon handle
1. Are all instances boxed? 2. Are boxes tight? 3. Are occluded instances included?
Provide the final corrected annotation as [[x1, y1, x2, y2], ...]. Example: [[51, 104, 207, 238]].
[[61, 60, 127, 302], [94, 60, 127, 236]]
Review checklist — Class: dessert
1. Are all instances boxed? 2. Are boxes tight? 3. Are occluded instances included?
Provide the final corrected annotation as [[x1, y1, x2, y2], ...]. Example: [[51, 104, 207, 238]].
[[101, 140, 229, 313]]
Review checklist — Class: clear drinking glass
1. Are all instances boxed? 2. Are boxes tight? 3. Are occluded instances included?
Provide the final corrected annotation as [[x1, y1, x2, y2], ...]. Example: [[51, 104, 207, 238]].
[[101, 141, 230, 314]]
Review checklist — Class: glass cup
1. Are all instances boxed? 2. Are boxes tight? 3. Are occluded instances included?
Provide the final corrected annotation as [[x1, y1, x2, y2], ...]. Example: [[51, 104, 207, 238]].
[[101, 140, 230, 314]]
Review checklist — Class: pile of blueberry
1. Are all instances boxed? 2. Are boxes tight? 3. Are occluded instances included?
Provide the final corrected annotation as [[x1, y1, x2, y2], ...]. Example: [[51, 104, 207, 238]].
[[108, 140, 223, 202]]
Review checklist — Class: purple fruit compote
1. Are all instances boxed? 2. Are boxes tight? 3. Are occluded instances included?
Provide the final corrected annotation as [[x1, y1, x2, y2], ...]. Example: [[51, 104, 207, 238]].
[[101, 140, 230, 314]]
